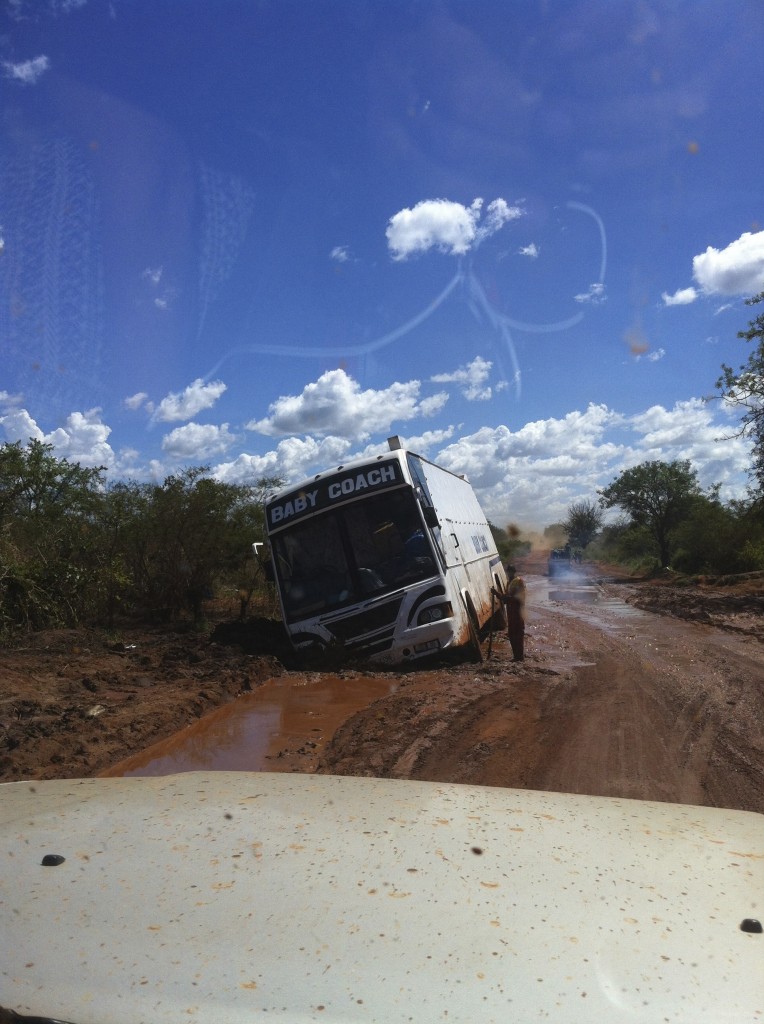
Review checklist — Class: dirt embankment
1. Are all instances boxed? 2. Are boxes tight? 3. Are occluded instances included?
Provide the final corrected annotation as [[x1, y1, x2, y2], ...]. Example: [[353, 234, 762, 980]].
[[0, 623, 286, 783], [625, 571, 764, 639], [2, 560, 763, 814]]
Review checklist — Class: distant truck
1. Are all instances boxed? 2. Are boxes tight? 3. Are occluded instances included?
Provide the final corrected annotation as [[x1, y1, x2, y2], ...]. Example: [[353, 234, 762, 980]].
[[548, 544, 572, 577], [264, 436, 507, 664]]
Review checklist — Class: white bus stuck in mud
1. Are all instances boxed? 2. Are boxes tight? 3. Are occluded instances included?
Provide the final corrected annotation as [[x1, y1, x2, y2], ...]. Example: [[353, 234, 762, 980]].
[[263, 437, 507, 664]]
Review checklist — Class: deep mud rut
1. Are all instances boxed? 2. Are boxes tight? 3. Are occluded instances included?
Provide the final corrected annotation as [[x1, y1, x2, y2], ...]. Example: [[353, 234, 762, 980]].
[[3, 562, 763, 814]]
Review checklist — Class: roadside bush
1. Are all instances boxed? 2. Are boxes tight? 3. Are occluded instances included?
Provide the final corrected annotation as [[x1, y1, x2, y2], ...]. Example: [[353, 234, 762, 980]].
[[588, 520, 661, 572], [738, 539, 764, 571], [671, 496, 764, 574], [0, 441, 280, 634], [118, 469, 272, 624], [670, 496, 736, 574], [0, 441, 106, 635], [587, 488, 764, 578]]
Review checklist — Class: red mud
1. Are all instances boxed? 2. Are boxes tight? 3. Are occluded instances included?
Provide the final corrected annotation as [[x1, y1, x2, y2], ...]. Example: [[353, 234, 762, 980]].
[[2, 557, 763, 813]]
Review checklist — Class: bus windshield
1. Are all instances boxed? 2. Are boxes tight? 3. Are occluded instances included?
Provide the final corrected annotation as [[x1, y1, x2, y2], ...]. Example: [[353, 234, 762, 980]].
[[272, 488, 438, 621]]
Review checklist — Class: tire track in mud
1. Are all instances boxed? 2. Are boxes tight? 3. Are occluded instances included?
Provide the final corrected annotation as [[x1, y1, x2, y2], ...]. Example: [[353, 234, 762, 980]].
[[519, 641, 707, 805], [320, 581, 764, 813]]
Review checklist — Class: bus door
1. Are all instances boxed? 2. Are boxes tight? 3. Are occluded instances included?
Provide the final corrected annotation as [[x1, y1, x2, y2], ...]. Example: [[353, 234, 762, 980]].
[[406, 454, 447, 571]]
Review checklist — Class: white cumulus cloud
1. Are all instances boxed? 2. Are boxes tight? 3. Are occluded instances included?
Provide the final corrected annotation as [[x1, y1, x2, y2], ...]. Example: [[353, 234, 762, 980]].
[[418, 392, 450, 417], [429, 399, 750, 527], [396, 427, 455, 453], [161, 422, 237, 458], [626, 399, 750, 488], [431, 356, 494, 401], [0, 402, 116, 468], [247, 369, 443, 441], [213, 435, 353, 486], [44, 410, 115, 468], [518, 243, 540, 259], [154, 378, 227, 423], [125, 395, 764, 519], [0, 406, 45, 444], [2, 55, 50, 84], [124, 392, 149, 411], [386, 197, 523, 260], [574, 282, 607, 305], [432, 404, 624, 525], [692, 230, 764, 296], [662, 286, 698, 306]]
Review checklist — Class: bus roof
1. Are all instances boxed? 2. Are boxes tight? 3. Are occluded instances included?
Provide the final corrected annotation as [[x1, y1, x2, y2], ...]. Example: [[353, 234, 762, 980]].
[[265, 447, 407, 509], [265, 443, 470, 513]]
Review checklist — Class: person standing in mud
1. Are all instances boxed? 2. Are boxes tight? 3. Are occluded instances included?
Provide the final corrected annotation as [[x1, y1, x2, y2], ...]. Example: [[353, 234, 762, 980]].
[[493, 570, 526, 661]]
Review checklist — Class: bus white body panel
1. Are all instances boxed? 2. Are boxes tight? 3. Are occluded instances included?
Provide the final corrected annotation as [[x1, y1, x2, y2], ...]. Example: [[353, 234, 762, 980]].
[[265, 444, 506, 664]]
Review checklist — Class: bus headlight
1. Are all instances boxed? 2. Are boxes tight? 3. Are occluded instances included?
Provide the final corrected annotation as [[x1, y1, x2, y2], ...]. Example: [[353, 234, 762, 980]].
[[417, 602, 452, 626]]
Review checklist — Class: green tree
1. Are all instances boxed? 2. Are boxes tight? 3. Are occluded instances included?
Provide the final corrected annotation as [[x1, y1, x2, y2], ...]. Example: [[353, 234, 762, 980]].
[[0, 443, 283, 632], [0, 440, 106, 631], [716, 292, 764, 497], [0, 439, 104, 526], [671, 493, 764, 574], [669, 491, 734, 574], [130, 468, 244, 621], [598, 460, 704, 568], [561, 499, 603, 550], [94, 481, 152, 627], [127, 469, 282, 623]]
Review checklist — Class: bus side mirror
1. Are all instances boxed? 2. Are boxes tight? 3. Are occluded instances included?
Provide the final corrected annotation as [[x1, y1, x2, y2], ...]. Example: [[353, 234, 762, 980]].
[[422, 505, 440, 529], [263, 559, 275, 582]]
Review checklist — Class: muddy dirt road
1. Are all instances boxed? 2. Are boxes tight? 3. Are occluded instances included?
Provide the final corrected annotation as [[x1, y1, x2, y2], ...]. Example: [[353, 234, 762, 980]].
[[317, 568, 764, 813], [2, 561, 763, 813]]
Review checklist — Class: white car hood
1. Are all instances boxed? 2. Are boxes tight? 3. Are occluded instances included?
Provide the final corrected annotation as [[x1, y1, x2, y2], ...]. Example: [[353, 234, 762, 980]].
[[1, 772, 762, 1023]]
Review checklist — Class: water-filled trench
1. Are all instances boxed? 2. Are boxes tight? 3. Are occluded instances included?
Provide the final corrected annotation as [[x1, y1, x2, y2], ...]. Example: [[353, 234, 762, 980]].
[[102, 673, 398, 778]]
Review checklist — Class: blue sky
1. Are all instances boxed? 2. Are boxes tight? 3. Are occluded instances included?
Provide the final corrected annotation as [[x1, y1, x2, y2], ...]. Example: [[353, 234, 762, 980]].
[[1, 0, 763, 529]]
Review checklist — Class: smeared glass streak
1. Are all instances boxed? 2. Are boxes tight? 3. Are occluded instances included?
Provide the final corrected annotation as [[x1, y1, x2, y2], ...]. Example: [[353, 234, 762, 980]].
[[202, 269, 464, 380], [0, 138, 104, 412], [466, 270, 523, 399], [497, 202, 606, 333], [202, 201, 607, 401], [568, 201, 607, 285], [197, 163, 256, 341]]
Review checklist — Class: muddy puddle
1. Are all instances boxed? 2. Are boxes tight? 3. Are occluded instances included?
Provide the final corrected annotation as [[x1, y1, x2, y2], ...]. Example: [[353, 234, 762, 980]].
[[524, 569, 652, 671], [531, 569, 644, 622], [102, 673, 398, 778], [548, 584, 600, 605], [524, 567, 750, 682]]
